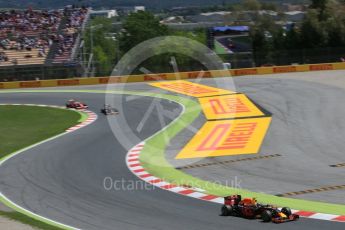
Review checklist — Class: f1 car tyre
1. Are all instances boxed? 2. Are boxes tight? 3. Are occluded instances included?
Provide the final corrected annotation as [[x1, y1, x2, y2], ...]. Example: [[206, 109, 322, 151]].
[[221, 205, 233, 216], [281, 207, 292, 217], [261, 210, 272, 222]]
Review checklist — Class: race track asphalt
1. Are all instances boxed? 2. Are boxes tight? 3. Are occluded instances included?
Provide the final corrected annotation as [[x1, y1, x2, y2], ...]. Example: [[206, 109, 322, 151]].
[[0, 76, 344, 230], [170, 76, 345, 205], [216, 36, 252, 53]]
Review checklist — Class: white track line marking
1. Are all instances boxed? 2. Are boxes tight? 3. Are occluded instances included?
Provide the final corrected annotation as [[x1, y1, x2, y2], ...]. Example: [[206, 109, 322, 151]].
[[126, 143, 345, 223], [0, 104, 98, 230]]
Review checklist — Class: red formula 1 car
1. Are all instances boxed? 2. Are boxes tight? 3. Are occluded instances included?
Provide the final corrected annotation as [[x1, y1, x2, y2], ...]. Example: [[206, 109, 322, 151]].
[[221, 195, 299, 223], [66, 99, 88, 109]]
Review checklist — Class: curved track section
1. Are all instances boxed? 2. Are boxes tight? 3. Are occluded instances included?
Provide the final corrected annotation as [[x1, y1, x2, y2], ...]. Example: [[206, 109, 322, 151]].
[[0, 77, 344, 230], [186, 76, 345, 204]]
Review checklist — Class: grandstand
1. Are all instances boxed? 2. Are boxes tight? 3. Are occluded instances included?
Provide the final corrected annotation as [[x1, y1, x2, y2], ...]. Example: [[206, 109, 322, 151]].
[[0, 6, 89, 81]]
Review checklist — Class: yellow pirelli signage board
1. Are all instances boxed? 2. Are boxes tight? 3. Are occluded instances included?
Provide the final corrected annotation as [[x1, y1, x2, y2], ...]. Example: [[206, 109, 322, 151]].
[[149, 80, 236, 98], [176, 117, 272, 159], [198, 94, 265, 120]]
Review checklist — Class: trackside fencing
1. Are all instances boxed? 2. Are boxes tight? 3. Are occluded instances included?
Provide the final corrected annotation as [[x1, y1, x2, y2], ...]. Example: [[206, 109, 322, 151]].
[[1, 62, 345, 89]]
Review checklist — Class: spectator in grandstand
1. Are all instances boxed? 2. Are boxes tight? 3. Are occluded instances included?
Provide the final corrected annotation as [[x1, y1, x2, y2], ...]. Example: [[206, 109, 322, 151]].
[[53, 7, 88, 63], [1, 7, 89, 64], [38, 47, 46, 57], [0, 51, 9, 62], [0, 9, 62, 37], [0, 39, 10, 50]]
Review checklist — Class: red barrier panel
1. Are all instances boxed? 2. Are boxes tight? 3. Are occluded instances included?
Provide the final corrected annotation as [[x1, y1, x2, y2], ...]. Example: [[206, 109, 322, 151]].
[[19, 81, 41, 88], [310, 64, 333, 71], [57, 79, 79, 86], [188, 71, 212, 79], [273, 66, 297, 73], [98, 77, 110, 84], [233, 69, 258, 76], [144, 74, 167, 81]]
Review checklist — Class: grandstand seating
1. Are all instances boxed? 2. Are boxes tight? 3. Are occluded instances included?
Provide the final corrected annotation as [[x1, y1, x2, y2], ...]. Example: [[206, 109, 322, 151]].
[[0, 6, 89, 67], [0, 48, 48, 66], [52, 7, 89, 64]]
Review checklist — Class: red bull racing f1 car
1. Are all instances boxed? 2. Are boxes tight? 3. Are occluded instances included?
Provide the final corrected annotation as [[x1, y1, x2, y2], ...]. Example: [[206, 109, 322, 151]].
[[221, 195, 299, 223]]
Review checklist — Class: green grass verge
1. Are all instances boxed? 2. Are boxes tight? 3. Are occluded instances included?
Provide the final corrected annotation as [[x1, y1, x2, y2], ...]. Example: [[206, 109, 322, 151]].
[[1, 90, 345, 218], [0, 211, 62, 230], [76, 110, 89, 123], [137, 93, 345, 216], [0, 104, 83, 230], [214, 40, 229, 55], [0, 105, 81, 158]]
